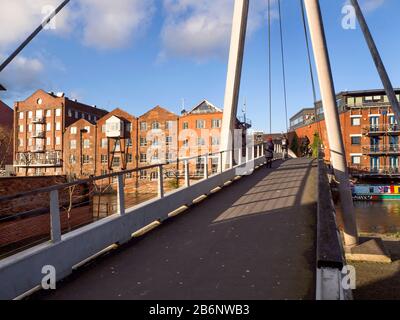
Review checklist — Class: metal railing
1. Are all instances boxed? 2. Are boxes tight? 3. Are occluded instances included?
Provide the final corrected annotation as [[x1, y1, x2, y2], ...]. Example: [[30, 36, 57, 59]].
[[32, 131, 45, 139], [349, 164, 400, 175], [364, 124, 400, 134], [32, 117, 45, 124], [0, 143, 268, 299], [362, 144, 400, 154]]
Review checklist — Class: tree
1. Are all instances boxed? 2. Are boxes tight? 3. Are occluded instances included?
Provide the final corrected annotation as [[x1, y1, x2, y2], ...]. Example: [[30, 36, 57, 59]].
[[311, 132, 323, 158], [0, 126, 12, 169]]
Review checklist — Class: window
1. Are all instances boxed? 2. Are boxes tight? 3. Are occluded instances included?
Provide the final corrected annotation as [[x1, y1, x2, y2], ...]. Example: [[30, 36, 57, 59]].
[[351, 156, 361, 165], [102, 124, 106, 133], [351, 117, 361, 126], [68, 109, 72, 117], [152, 137, 159, 147], [140, 122, 147, 131], [212, 119, 221, 128], [152, 122, 160, 130], [46, 123, 51, 131], [28, 124, 32, 133], [211, 136, 220, 146], [88, 114, 91, 121], [166, 136, 172, 145], [140, 170, 147, 180], [140, 137, 147, 147], [126, 172, 133, 179], [140, 153, 147, 163], [69, 155, 76, 164], [56, 122, 61, 131], [101, 155, 108, 164], [127, 138, 133, 147], [196, 120, 205, 129], [75, 111, 79, 119], [351, 136, 361, 145], [19, 139, 23, 147], [47, 137, 51, 146], [28, 111, 33, 119], [56, 137, 61, 146], [101, 138, 108, 149], [28, 138, 32, 147], [19, 125, 24, 133], [112, 157, 120, 167], [84, 126, 91, 133], [83, 139, 90, 149], [55, 109, 61, 117], [126, 123, 132, 132], [83, 155, 90, 164], [183, 122, 189, 130], [70, 140, 77, 149], [150, 171, 159, 181], [197, 137, 206, 146], [19, 112, 24, 120], [183, 139, 189, 147], [165, 121, 174, 129], [166, 153, 173, 161], [101, 169, 108, 176], [46, 110, 52, 117], [70, 127, 77, 134], [127, 153, 133, 163]]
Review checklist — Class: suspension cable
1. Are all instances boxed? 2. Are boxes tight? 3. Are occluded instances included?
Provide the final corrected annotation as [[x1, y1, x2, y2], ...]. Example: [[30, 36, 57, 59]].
[[300, 0, 322, 138], [278, 0, 289, 133], [268, 0, 272, 134]]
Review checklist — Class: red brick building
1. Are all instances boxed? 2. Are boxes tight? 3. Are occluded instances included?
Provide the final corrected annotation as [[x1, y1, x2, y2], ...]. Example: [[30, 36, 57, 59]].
[[0, 100, 13, 168], [13, 90, 108, 176], [291, 89, 400, 177]]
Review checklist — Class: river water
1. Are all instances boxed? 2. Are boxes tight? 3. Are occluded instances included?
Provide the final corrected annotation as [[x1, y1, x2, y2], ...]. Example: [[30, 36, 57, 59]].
[[337, 201, 400, 235]]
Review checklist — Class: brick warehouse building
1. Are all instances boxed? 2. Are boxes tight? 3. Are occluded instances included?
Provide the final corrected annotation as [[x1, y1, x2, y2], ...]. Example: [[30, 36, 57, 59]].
[[13, 91, 250, 180], [290, 89, 400, 177], [14, 90, 108, 176], [0, 100, 13, 168]]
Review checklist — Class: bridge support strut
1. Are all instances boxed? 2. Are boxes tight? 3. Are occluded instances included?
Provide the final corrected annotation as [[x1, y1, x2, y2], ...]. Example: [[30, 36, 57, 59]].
[[304, 0, 359, 247]]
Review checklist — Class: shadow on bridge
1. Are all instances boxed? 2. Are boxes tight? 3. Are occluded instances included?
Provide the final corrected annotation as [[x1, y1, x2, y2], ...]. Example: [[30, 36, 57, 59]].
[[33, 158, 318, 300]]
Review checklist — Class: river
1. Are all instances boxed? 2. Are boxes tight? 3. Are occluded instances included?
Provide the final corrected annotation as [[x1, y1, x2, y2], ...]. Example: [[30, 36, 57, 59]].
[[337, 201, 400, 235]]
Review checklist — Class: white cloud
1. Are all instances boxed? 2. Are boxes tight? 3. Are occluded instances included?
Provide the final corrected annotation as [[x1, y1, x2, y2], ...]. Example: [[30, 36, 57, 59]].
[[0, 55, 45, 99], [360, 0, 385, 12], [78, 0, 155, 50], [160, 0, 277, 62]]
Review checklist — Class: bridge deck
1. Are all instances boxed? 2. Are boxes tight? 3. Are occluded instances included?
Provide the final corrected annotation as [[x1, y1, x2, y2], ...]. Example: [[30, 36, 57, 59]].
[[35, 158, 317, 300]]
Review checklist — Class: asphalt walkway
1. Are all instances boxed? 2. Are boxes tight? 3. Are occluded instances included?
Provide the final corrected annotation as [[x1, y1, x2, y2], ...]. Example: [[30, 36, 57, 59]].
[[35, 158, 317, 300]]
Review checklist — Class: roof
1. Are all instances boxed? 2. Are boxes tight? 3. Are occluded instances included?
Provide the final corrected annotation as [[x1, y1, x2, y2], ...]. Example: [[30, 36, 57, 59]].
[[97, 108, 135, 124], [289, 108, 315, 121], [139, 105, 178, 118], [186, 100, 222, 115]]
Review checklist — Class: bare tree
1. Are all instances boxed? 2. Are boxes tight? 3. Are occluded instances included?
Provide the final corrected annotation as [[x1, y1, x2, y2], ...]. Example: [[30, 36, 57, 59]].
[[0, 125, 12, 169]]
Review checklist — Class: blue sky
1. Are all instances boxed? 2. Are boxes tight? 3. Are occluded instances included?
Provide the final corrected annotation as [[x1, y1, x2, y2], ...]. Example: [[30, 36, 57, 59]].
[[0, 0, 398, 133]]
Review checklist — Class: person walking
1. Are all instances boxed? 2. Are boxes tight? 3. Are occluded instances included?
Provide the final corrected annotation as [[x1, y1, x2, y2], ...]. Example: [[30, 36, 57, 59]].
[[264, 137, 275, 168], [281, 135, 289, 161]]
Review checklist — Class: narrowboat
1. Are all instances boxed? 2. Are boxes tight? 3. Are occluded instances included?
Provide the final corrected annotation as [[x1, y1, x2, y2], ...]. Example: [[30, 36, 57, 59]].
[[352, 184, 400, 201]]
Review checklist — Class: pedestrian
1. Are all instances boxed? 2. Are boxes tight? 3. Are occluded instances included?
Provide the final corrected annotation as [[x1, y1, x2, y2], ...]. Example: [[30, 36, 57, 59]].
[[264, 137, 275, 168], [281, 135, 289, 161]]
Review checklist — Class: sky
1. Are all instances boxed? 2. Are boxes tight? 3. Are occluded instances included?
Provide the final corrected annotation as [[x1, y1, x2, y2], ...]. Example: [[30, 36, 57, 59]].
[[0, 0, 398, 133]]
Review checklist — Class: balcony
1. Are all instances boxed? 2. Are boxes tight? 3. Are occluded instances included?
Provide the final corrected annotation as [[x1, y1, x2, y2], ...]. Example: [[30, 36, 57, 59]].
[[32, 117, 45, 124], [349, 164, 400, 176], [14, 151, 62, 167], [363, 124, 400, 135], [31, 146, 45, 153], [32, 131, 45, 139], [362, 144, 400, 155]]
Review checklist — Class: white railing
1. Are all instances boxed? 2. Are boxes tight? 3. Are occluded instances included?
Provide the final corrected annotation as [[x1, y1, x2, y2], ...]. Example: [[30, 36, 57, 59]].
[[0, 144, 268, 299]]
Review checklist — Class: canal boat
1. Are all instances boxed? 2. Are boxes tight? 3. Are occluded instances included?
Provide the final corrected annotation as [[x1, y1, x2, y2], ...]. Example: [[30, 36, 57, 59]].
[[352, 184, 400, 201]]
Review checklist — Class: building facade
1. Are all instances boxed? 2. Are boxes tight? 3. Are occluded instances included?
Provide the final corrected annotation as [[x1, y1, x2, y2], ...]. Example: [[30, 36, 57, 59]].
[[291, 89, 400, 177], [13, 90, 108, 176], [13, 92, 250, 179]]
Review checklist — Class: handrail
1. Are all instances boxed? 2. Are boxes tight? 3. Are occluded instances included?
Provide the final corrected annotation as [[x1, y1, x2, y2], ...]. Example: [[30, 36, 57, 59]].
[[0, 145, 264, 203]]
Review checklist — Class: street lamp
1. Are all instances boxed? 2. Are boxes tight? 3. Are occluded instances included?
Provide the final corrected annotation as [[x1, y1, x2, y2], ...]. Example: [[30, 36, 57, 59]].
[[80, 128, 88, 176]]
